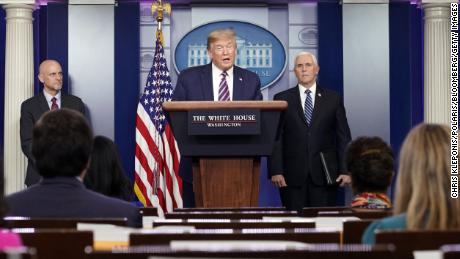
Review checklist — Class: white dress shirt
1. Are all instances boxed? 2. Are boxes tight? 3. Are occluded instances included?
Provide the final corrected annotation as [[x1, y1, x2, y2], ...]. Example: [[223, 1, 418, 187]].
[[298, 82, 317, 113], [212, 63, 234, 101]]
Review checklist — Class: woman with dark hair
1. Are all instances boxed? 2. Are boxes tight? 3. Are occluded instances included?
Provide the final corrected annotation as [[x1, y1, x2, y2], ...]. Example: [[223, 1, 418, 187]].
[[84, 136, 134, 201], [346, 136, 394, 209], [0, 159, 23, 250]]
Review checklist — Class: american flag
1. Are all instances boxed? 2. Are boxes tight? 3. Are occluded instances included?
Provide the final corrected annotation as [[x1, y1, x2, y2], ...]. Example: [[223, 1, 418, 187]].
[[134, 31, 182, 217]]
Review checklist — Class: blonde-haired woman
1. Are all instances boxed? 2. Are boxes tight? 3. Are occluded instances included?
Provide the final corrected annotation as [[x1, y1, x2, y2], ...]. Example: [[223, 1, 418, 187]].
[[362, 123, 460, 244]]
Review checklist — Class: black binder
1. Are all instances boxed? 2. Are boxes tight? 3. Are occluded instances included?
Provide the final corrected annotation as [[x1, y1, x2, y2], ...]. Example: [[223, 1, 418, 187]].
[[320, 152, 335, 186]]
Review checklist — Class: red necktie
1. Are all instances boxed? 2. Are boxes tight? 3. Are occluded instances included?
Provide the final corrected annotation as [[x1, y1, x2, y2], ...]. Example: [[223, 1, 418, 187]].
[[51, 97, 59, 110]]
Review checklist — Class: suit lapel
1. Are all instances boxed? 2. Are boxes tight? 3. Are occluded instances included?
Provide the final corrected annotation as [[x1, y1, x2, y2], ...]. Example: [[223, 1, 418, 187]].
[[201, 64, 214, 101], [61, 94, 68, 108], [232, 66, 243, 100], [310, 87, 324, 127], [38, 92, 50, 113], [291, 86, 307, 125]]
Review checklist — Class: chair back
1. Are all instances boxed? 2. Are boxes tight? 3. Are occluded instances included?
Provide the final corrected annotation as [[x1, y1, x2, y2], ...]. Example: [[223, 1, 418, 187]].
[[376, 230, 460, 259], [86, 244, 396, 258], [139, 207, 158, 216], [441, 244, 460, 259], [4, 217, 128, 229], [342, 220, 374, 244], [152, 219, 315, 229], [318, 210, 391, 219], [14, 229, 93, 259], [302, 206, 350, 217], [0, 248, 37, 259], [130, 228, 340, 245], [165, 210, 297, 219]]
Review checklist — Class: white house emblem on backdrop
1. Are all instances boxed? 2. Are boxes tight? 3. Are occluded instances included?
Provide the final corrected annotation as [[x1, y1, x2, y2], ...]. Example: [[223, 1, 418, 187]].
[[175, 21, 286, 89], [187, 37, 273, 69]]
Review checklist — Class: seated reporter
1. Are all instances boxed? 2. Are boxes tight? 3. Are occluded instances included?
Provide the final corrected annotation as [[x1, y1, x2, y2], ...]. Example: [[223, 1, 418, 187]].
[[362, 124, 460, 244], [346, 136, 394, 209], [6, 109, 141, 228], [84, 136, 134, 202]]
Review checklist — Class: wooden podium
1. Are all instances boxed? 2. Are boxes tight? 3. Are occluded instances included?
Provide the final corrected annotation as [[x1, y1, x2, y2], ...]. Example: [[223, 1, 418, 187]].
[[163, 101, 287, 208]]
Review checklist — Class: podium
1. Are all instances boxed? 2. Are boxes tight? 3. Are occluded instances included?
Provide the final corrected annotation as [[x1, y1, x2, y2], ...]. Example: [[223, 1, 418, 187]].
[[163, 101, 287, 208]]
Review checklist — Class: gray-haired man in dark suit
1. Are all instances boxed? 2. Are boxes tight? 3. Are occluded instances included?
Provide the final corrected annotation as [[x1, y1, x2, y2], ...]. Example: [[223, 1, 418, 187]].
[[269, 52, 352, 213]]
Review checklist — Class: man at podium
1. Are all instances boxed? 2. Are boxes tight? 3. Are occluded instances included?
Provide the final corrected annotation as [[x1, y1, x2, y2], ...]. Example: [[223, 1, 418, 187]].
[[173, 28, 263, 207], [269, 52, 351, 213]]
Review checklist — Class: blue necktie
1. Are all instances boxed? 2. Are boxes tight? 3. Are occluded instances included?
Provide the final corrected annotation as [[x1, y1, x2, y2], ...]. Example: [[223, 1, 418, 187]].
[[304, 90, 313, 125]]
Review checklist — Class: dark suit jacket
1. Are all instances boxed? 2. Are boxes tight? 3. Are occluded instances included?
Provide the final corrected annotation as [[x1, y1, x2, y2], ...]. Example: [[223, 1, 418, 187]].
[[173, 63, 263, 102], [6, 177, 141, 228], [20, 92, 85, 186], [269, 85, 351, 187], [173, 63, 263, 182]]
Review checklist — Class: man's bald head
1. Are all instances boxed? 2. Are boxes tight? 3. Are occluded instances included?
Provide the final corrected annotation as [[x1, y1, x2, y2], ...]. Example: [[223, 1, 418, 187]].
[[38, 59, 63, 96]]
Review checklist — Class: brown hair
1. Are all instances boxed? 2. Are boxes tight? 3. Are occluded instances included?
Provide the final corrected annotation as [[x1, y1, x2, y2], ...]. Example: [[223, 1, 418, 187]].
[[394, 123, 460, 230]]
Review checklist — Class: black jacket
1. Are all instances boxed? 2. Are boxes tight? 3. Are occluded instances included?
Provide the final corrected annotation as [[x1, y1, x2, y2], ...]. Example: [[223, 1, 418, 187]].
[[20, 91, 86, 186], [269, 85, 351, 186]]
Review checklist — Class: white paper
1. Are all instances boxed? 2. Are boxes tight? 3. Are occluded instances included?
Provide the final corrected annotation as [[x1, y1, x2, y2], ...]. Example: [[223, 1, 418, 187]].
[[143, 216, 163, 229], [314, 216, 361, 231], [77, 223, 139, 242], [149, 225, 196, 233], [261, 216, 315, 223], [413, 250, 442, 259]]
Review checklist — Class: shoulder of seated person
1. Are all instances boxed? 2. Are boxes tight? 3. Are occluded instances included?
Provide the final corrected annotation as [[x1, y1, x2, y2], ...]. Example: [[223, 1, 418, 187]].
[[373, 214, 407, 229]]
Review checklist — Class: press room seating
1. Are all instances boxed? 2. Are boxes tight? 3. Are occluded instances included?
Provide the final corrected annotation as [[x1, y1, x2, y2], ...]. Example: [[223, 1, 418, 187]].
[[14, 229, 93, 259], [342, 219, 374, 244], [130, 228, 341, 245], [375, 230, 460, 259], [0, 248, 37, 259], [85, 243, 396, 259], [152, 219, 315, 229], [441, 244, 460, 259], [4, 217, 128, 229], [164, 210, 297, 219]]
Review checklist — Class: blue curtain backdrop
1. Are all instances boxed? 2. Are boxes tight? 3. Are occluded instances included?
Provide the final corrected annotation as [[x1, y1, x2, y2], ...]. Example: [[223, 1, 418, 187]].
[[389, 2, 424, 158], [388, 2, 423, 199], [114, 2, 140, 182], [318, 1, 345, 205], [33, 3, 69, 95]]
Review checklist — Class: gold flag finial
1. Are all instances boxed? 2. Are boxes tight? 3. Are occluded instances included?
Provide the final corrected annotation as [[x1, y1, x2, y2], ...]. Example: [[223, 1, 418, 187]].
[[151, 0, 171, 25]]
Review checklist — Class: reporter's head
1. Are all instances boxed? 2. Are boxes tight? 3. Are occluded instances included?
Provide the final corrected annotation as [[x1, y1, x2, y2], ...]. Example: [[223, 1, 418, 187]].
[[395, 123, 459, 230], [346, 136, 394, 195], [32, 108, 93, 178]]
